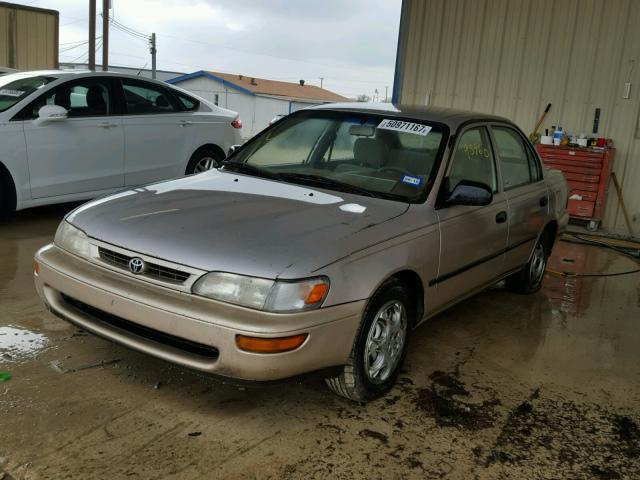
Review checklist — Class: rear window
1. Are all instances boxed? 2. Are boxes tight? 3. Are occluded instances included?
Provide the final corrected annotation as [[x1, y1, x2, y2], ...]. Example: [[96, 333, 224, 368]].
[[0, 75, 56, 112], [175, 91, 199, 111]]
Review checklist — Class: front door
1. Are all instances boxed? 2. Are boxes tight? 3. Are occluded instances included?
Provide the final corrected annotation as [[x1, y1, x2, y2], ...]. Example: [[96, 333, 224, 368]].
[[23, 77, 124, 199], [433, 125, 509, 310], [490, 125, 547, 272]]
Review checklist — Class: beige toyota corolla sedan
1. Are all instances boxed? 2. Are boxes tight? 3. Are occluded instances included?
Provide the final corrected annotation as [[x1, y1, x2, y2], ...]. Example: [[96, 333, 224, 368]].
[[35, 103, 568, 401]]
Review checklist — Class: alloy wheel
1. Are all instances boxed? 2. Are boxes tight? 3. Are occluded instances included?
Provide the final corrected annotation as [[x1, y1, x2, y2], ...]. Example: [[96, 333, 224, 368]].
[[364, 300, 407, 384], [194, 156, 218, 173], [529, 242, 546, 285]]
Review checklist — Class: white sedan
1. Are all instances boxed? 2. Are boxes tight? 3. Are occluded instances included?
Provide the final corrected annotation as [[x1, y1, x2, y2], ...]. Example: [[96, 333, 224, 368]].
[[0, 70, 242, 215]]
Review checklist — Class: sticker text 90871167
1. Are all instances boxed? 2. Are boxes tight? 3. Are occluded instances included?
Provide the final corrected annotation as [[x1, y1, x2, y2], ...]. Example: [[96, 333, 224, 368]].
[[377, 119, 432, 136]]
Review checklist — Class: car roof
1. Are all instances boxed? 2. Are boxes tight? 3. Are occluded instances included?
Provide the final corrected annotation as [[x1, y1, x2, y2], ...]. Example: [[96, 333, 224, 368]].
[[311, 102, 513, 130], [3, 69, 171, 86]]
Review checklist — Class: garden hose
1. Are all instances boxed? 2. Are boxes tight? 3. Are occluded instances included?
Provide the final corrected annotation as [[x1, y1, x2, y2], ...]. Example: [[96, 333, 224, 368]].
[[546, 232, 640, 278]]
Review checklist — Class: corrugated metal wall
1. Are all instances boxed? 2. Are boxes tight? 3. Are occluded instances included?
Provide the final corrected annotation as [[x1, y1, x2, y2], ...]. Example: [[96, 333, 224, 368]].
[[0, 2, 58, 70], [396, 0, 640, 235]]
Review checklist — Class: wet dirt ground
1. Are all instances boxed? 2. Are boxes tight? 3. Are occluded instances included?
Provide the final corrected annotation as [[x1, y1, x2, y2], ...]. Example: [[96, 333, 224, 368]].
[[1, 204, 639, 480]]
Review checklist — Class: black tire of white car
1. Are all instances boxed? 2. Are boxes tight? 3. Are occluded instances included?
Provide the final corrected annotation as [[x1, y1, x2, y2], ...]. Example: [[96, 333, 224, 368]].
[[185, 148, 225, 175], [0, 169, 16, 219], [505, 233, 550, 294], [325, 278, 413, 402]]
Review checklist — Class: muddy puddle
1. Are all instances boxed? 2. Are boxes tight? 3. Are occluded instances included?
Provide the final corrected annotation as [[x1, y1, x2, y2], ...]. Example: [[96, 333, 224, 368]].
[[0, 325, 48, 362]]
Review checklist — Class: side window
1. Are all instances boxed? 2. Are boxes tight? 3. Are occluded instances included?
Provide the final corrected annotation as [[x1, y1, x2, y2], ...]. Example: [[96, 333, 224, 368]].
[[27, 80, 111, 118], [492, 127, 533, 189], [175, 91, 199, 111], [122, 80, 177, 114], [448, 127, 497, 192]]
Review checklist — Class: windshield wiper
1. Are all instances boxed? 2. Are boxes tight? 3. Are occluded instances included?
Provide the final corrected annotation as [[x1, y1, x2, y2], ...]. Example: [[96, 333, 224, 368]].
[[278, 173, 382, 198], [221, 161, 283, 181]]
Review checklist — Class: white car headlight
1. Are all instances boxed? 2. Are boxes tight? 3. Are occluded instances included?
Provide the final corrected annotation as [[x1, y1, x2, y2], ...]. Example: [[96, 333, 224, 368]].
[[54, 221, 91, 258], [192, 272, 329, 313]]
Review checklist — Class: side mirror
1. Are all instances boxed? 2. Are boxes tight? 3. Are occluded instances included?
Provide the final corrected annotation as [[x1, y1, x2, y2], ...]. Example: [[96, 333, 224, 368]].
[[227, 144, 241, 157], [33, 105, 68, 126], [446, 180, 493, 206]]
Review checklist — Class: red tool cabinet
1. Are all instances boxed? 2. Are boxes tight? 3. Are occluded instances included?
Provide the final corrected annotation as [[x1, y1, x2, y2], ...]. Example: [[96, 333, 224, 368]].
[[535, 145, 615, 230]]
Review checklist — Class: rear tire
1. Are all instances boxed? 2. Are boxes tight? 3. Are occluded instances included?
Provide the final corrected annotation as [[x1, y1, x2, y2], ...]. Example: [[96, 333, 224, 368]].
[[0, 167, 16, 220], [185, 147, 225, 175], [505, 233, 550, 294], [325, 278, 413, 402]]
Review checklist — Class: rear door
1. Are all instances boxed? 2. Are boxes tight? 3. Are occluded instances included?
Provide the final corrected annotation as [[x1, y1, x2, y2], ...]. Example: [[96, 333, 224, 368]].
[[433, 125, 509, 309], [490, 125, 547, 272], [22, 76, 124, 199], [118, 78, 197, 186]]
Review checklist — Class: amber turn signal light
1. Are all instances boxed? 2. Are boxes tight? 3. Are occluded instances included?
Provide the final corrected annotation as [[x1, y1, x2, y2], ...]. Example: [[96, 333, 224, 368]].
[[34, 261, 40, 275], [236, 334, 308, 354], [304, 283, 328, 305]]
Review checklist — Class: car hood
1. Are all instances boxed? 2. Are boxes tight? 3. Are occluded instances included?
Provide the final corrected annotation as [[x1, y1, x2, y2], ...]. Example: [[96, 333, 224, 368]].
[[67, 170, 410, 278]]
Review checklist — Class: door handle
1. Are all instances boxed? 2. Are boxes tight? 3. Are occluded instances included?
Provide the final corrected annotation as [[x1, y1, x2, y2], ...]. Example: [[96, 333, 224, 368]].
[[539, 196, 548, 207], [495, 211, 507, 224], [97, 122, 116, 128], [177, 120, 193, 127]]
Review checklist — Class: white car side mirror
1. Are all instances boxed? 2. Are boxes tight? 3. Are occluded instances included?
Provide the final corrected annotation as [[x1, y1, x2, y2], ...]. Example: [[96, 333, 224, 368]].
[[33, 105, 68, 126]]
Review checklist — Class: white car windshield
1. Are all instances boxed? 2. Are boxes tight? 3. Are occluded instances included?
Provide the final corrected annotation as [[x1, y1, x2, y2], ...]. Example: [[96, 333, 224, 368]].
[[227, 110, 448, 202], [0, 74, 56, 113]]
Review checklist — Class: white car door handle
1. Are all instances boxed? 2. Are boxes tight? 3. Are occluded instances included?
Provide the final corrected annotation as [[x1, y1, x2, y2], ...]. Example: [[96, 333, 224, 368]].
[[177, 120, 193, 127], [97, 122, 117, 129]]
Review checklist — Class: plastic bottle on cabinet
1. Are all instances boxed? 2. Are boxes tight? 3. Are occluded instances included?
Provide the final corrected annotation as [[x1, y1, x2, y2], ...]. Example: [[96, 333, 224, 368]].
[[553, 126, 563, 146]]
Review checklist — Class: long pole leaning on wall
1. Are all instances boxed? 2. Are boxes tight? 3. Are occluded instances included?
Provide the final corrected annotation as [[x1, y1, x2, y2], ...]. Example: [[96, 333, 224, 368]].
[[102, 0, 109, 71], [88, 0, 96, 71]]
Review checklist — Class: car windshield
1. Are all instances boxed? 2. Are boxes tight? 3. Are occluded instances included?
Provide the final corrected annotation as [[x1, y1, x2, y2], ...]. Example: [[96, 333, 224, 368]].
[[227, 110, 448, 202], [0, 74, 56, 113]]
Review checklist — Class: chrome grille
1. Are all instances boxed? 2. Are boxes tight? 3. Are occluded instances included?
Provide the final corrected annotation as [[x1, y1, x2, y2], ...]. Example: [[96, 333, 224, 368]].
[[98, 247, 191, 284]]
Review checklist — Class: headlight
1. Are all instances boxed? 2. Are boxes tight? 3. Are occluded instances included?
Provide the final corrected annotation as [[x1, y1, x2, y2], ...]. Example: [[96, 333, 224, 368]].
[[54, 221, 91, 258], [192, 272, 329, 313]]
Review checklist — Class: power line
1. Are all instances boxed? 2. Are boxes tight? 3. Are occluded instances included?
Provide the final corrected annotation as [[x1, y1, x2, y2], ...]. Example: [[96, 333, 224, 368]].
[[104, 15, 151, 42], [59, 37, 103, 53]]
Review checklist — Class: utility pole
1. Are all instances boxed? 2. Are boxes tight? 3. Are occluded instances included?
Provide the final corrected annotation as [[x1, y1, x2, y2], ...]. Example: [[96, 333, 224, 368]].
[[319, 77, 324, 89], [101, 0, 109, 71], [385, 86, 388, 102], [88, 0, 96, 70], [150, 33, 157, 79]]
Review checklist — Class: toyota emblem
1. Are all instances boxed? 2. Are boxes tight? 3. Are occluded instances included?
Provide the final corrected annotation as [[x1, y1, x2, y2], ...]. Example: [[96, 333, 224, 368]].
[[128, 257, 145, 274]]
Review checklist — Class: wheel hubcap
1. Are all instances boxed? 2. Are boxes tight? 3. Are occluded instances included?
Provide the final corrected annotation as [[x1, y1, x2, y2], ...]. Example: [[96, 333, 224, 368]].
[[364, 300, 407, 384], [529, 242, 546, 285], [194, 156, 217, 173]]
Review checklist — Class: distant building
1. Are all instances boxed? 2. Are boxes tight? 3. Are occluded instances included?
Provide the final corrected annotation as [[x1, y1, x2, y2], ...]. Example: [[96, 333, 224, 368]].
[[167, 70, 348, 137], [1, 2, 59, 70], [59, 63, 185, 83]]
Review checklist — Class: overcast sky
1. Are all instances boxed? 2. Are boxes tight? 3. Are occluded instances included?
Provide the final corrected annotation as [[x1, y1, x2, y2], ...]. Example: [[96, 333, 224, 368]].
[[22, 0, 401, 99]]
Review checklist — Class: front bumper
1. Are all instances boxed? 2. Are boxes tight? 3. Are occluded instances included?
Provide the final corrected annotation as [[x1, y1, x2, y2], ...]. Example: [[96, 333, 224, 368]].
[[34, 244, 365, 381]]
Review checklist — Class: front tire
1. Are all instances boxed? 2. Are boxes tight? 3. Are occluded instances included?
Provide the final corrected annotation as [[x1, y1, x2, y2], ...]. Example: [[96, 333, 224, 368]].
[[325, 278, 413, 402], [505, 234, 549, 294], [185, 147, 225, 175], [0, 168, 16, 220]]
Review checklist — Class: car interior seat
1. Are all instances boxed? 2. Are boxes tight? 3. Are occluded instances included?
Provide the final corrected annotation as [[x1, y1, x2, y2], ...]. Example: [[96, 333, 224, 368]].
[[86, 86, 107, 115], [54, 89, 71, 110]]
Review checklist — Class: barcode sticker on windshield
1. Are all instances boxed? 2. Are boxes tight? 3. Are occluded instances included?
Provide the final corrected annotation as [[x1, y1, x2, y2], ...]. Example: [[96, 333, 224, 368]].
[[377, 119, 431, 136], [0, 89, 24, 97], [401, 175, 423, 187]]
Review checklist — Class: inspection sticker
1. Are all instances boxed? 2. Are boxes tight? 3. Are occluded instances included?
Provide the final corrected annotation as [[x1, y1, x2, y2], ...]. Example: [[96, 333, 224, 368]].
[[401, 175, 423, 187], [377, 119, 432, 136], [0, 89, 23, 97]]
